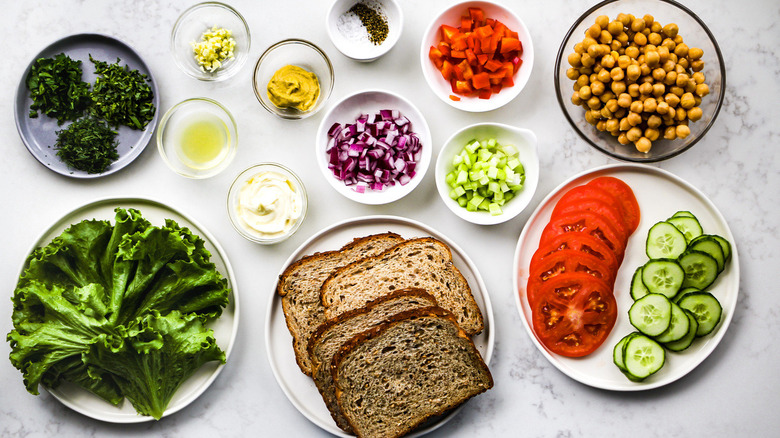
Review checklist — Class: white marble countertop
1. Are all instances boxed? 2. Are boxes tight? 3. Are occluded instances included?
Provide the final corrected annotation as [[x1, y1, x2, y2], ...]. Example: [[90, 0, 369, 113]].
[[1, 0, 778, 436]]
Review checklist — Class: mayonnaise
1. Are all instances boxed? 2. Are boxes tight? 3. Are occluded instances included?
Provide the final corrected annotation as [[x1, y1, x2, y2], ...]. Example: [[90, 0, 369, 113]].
[[236, 171, 303, 239]]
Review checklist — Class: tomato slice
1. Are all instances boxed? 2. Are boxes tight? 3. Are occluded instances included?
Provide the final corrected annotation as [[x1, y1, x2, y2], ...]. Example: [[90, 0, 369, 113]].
[[540, 211, 627, 259], [527, 248, 616, 301], [533, 232, 620, 274], [531, 273, 617, 357], [586, 176, 640, 233], [552, 198, 630, 242]]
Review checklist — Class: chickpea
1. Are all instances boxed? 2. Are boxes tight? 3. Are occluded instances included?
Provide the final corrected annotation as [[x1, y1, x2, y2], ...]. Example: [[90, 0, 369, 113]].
[[577, 74, 590, 88], [627, 111, 642, 126], [596, 120, 607, 131], [675, 107, 687, 121], [658, 46, 670, 62], [685, 80, 697, 93], [652, 67, 666, 81], [674, 63, 686, 74], [617, 93, 632, 108], [610, 40, 623, 51], [617, 32, 629, 45], [574, 42, 585, 54], [645, 128, 660, 142], [600, 30, 613, 44], [600, 106, 613, 119], [696, 83, 710, 97], [653, 82, 666, 97], [605, 98, 620, 113], [634, 32, 648, 46], [663, 23, 679, 38], [587, 96, 602, 109], [631, 18, 646, 32], [608, 20, 624, 35], [590, 73, 599, 83], [568, 53, 582, 67], [656, 100, 670, 115], [647, 114, 663, 129], [670, 86, 684, 97], [617, 55, 632, 69], [680, 92, 696, 109], [661, 38, 676, 51], [645, 50, 660, 67], [585, 110, 597, 124], [619, 117, 632, 131], [591, 81, 606, 96], [677, 57, 689, 70], [662, 59, 676, 73], [565, 68, 579, 80], [626, 126, 643, 142], [675, 73, 689, 87], [665, 93, 680, 107], [611, 80, 627, 94], [688, 107, 703, 122], [597, 68, 612, 83], [596, 15, 610, 28], [664, 70, 678, 85], [606, 118, 620, 132], [628, 83, 641, 97], [664, 126, 677, 140], [688, 47, 704, 60], [618, 132, 631, 145], [588, 24, 602, 39], [692, 72, 705, 84], [676, 124, 691, 139], [648, 32, 663, 46], [600, 91, 615, 103], [578, 84, 593, 100], [630, 100, 644, 113], [583, 36, 598, 49], [635, 137, 652, 152], [644, 97, 658, 113], [626, 64, 642, 81], [673, 34, 684, 45], [610, 67, 626, 81], [691, 59, 705, 72], [650, 21, 663, 33], [639, 82, 653, 96], [581, 53, 595, 67], [617, 13, 631, 26], [694, 96, 702, 106]]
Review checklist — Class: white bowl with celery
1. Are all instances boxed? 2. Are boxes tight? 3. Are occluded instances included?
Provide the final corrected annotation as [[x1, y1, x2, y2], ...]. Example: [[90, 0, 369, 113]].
[[435, 123, 538, 225]]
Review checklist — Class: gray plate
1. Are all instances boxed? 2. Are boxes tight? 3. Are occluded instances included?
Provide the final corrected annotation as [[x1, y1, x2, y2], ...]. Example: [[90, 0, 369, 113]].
[[14, 33, 160, 178]]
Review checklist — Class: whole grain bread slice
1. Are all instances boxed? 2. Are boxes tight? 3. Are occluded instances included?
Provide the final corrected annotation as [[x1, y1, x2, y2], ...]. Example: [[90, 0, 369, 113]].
[[277, 232, 405, 375], [331, 307, 493, 438], [307, 288, 439, 433], [320, 237, 484, 335]]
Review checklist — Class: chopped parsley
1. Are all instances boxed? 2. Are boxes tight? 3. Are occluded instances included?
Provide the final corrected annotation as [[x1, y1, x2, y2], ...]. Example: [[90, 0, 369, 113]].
[[26, 53, 91, 125], [54, 117, 119, 174], [89, 55, 156, 130]]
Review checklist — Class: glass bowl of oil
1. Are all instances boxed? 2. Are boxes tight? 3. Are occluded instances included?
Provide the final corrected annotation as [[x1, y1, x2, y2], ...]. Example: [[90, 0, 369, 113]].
[[157, 97, 238, 178]]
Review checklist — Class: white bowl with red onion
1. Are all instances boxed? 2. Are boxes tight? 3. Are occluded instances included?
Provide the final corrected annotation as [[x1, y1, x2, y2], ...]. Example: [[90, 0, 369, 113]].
[[316, 89, 432, 204]]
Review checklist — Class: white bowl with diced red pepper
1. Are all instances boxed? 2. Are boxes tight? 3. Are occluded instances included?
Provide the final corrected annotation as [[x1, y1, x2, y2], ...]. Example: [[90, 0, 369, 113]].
[[435, 122, 538, 225], [315, 89, 432, 205]]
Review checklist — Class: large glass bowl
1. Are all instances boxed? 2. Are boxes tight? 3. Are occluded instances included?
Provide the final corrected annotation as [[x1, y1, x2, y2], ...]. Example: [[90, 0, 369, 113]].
[[554, 0, 725, 162]]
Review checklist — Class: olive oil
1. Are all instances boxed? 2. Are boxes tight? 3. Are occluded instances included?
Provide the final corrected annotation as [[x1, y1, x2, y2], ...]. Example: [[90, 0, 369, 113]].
[[175, 112, 229, 169]]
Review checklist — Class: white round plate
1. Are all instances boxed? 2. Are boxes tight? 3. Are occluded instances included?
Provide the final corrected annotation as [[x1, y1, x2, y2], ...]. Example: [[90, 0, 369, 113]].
[[266, 215, 494, 437], [315, 90, 433, 205], [513, 164, 739, 391], [17, 197, 239, 422]]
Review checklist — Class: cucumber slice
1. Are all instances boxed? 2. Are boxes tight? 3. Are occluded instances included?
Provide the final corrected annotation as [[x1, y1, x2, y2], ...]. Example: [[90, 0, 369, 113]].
[[653, 301, 690, 343], [663, 309, 699, 352], [673, 287, 700, 303], [630, 266, 650, 300], [641, 259, 684, 298], [689, 235, 726, 273], [670, 210, 695, 218], [613, 333, 634, 372], [646, 221, 687, 259], [629, 293, 672, 337], [678, 292, 723, 336], [667, 216, 703, 244], [679, 250, 719, 290], [711, 235, 732, 263], [623, 334, 665, 380]]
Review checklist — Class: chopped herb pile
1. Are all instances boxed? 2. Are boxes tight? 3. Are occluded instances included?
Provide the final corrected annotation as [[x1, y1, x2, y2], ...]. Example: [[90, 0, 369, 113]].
[[89, 55, 156, 130], [54, 117, 119, 174], [26, 53, 91, 125], [7, 208, 230, 419]]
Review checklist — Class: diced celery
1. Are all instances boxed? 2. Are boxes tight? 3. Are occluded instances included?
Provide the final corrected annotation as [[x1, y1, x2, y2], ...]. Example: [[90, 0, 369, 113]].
[[468, 194, 484, 207], [477, 186, 488, 198], [456, 170, 468, 185], [450, 186, 466, 199], [478, 176, 489, 186], [478, 199, 490, 211], [487, 166, 499, 179], [500, 181, 510, 192], [452, 154, 463, 166], [489, 203, 502, 215], [488, 181, 501, 194], [487, 138, 497, 147], [465, 140, 481, 154], [496, 168, 506, 181], [494, 190, 504, 201], [507, 158, 522, 170], [501, 144, 518, 156], [466, 202, 478, 212], [445, 171, 456, 185], [458, 196, 468, 207]]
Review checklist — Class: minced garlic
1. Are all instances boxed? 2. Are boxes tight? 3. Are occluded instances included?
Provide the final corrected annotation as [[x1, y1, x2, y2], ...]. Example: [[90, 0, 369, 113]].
[[191, 25, 236, 73]]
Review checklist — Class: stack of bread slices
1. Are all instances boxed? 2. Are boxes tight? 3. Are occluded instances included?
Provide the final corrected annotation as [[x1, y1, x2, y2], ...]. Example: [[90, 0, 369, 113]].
[[277, 233, 493, 438]]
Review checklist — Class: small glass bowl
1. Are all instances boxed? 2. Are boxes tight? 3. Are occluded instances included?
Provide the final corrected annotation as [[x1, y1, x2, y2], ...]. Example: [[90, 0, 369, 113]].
[[157, 97, 238, 178], [253, 39, 335, 120], [554, 0, 726, 162], [171, 2, 251, 81], [227, 163, 308, 244]]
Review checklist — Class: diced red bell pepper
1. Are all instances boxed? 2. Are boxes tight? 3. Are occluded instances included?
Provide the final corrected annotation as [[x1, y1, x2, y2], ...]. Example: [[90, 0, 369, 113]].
[[465, 48, 477, 65], [476, 54, 489, 65], [484, 59, 504, 72], [454, 80, 474, 95], [440, 60, 454, 80], [499, 37, 521, 54], [450, 50, 466, 59], [469, 7, 485, 23], [440, 25, 459, 43], [474, 25, 493, 39], [478, 89, 492, 99], [451, 34, 469, 51], [437, 41, 451, 57], [502, 76, 515, 87], [449, 94, 462, 101], [472, 72, 491, 90], [460, 16, 473, 32]]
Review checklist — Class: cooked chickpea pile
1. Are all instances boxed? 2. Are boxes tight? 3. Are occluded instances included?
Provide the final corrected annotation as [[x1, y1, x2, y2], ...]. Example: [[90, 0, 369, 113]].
[[566, 13, 709, 153]]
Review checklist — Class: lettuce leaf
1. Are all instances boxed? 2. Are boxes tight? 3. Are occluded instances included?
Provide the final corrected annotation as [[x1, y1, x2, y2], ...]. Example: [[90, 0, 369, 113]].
[[7, 208, 230, 419]]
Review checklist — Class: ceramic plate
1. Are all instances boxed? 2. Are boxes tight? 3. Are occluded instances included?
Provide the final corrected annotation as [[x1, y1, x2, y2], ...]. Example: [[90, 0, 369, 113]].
[[513, 164, 739, 390], [16, 197, 239, 422], [14, 34, 160, 178], [266, 215, 494, 437]]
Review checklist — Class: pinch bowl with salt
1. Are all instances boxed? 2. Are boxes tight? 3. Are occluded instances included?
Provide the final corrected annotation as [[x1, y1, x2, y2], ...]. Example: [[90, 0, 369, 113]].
[[326, 0, 403, 62]]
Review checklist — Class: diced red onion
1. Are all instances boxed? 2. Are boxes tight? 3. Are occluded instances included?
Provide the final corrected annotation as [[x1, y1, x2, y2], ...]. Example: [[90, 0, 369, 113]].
[[326, 109, 423, 193]]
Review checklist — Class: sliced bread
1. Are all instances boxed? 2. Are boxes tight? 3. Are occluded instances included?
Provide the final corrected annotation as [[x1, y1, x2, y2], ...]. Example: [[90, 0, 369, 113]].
[[331, 307, 493, 438], [307, 288, 439, 433], [277, 232, 404, 375], [320, 237, 484, 335]]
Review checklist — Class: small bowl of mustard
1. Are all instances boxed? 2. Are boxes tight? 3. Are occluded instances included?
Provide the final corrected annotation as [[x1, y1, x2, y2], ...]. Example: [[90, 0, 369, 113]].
[[227, 163, 308, 244], [252, 39, 335, 120]]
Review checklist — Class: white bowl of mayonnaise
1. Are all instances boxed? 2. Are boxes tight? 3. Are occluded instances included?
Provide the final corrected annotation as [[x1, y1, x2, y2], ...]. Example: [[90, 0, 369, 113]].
[[227, 163, 307, 244]]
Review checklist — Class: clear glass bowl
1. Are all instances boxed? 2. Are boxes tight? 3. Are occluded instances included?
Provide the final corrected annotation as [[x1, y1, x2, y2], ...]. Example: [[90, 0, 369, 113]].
[[554, 0, 726, 162], [253, 39, 335, 120], [171, 2, 251, 81], [227, 163, 308, 244], [156, 97, 238, 178]]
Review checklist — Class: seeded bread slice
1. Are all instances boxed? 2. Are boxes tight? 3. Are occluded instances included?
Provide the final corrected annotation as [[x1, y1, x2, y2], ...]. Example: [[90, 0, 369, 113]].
[[307, 288, 439, 433], [320, 237, 484, 335], [277, 233, 404, 375], [331, 307, 493, 438]]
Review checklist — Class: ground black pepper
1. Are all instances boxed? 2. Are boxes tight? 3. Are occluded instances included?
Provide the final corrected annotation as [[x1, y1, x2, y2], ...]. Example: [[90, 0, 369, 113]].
[[349, 3, 389, 45]]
